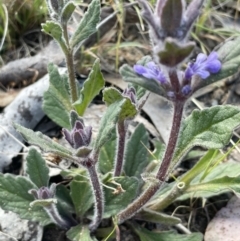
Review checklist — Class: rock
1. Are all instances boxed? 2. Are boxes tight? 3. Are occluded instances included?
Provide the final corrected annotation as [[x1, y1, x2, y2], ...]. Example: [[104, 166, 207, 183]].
[[205, 196, 240, 241], [0, 208, 43, 241]]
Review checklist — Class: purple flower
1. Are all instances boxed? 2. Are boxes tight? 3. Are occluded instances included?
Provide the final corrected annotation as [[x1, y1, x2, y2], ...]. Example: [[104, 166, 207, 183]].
[[133, 61, 167, 84], [181, 85, 192, 95], [185, 52, 221, 80], [63, 120, 92, 149]]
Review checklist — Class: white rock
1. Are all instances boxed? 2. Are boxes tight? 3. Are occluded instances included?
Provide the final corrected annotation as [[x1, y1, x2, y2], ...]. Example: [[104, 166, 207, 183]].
[[205, 196, 240, 241]]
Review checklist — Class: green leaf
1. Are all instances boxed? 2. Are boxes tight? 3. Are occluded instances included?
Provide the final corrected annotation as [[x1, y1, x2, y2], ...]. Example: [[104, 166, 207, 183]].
[[70, 0, 100, 48], [74, 59, 105, 116], [70, 110, 84, 129], [199, 37, 240, 89], [104, 176, 139, 218], [172, 105, 240, 169], [179, 162, 240, 199], [181, 149, 221, 185], [124, 124, 149, 177], [0, 173, 51, 226], [158, 39, 195, 67], [67, 225, 97, 241], [26, 148, 50, 188], [185, 175, 240, 198], [41, 21, 67, 52], [103, 87, 138, 121], [148, 139, 165, 162], [43, 63, 72, 129], [70, 176, 93, 217], [42, 21, 63, 41], [13, 123, 73, 160], [94, 100, 124, 151], [99, 131, 117, 174], [61, 1, 76, 24], [132, 224, 203, 241], [56, 184, 76, 223], [137, 208, 181, 225]]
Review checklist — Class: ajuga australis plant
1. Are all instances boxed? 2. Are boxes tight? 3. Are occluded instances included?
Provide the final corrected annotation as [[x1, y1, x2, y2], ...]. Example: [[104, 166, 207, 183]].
[[1, 0, 240, 240]]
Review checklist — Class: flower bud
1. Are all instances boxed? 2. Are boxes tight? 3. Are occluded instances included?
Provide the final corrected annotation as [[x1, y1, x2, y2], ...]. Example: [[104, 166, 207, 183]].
[[63, 120, 92, 149], [29, 184, 56, 200], [122, 86, 138, 105]]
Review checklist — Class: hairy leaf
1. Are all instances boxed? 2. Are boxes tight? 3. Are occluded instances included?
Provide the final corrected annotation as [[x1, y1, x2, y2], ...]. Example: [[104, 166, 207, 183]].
[[184, 175, 240, 199], [26, 148, 50, 188], [70, 176, 93, 217], [137, 208, 181, 225], [179, 162, 240, 199], [172, 105, 240, 169], [74, 59, 105, 116], [124, 124, 149, 177], [67, 225, 97, 241], [70, 0, 100, 48], [94, 100, 124, 151], [132, 224, 203, 241], [13, 123, 73, 160], [61, 1, 76, 24], [0, 174, 51, 225], [41, 21, 67, 52], [43, 64, 72, 129], [99, 131, 117, 174], [104, 176, 139, 218], [103, 87, 137, 121]]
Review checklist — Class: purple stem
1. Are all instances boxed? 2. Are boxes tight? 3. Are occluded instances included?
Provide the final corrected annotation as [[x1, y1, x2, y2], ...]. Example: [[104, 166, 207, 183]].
[[114, 120, 127, 177], [117, 99, 185, 224], [45, 204, 71, 229], [156, 100, 184, 180], [88, 164, 104, 231]]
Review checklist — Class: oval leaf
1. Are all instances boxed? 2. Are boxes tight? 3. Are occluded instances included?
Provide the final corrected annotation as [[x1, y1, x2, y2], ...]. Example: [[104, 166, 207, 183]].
[[0, 173, 51, 226], [74, 59, 105, 116], [172, 105, 240, 169], [124, 124, 149, 178], [26, 148, 50, 188], [70, 0, 100, 48]]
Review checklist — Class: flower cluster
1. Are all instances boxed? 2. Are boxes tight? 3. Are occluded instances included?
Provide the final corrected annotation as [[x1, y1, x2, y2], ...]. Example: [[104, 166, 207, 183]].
[[133, 52, 221, 97], [63, 120, 92, 149]]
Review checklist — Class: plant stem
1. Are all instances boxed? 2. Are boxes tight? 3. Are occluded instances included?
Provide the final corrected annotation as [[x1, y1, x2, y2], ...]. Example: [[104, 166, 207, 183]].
[[88, 164, 104, 231], [62, 24, 78, 103], [117, 99, 185, 224], [156, 100, 185, 181], [114, 120, 126, 177], [45, 204, 70, 229]]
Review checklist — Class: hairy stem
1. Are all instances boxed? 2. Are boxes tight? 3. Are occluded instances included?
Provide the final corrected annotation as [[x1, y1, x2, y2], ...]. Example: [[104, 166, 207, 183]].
[[45, 204, 71, 229], [62, 24, 78, 103], [88, 164, 104, 231], [156, 100, 184, 180], [117, 99, 185, 224], [114, 120, 127, 177]]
